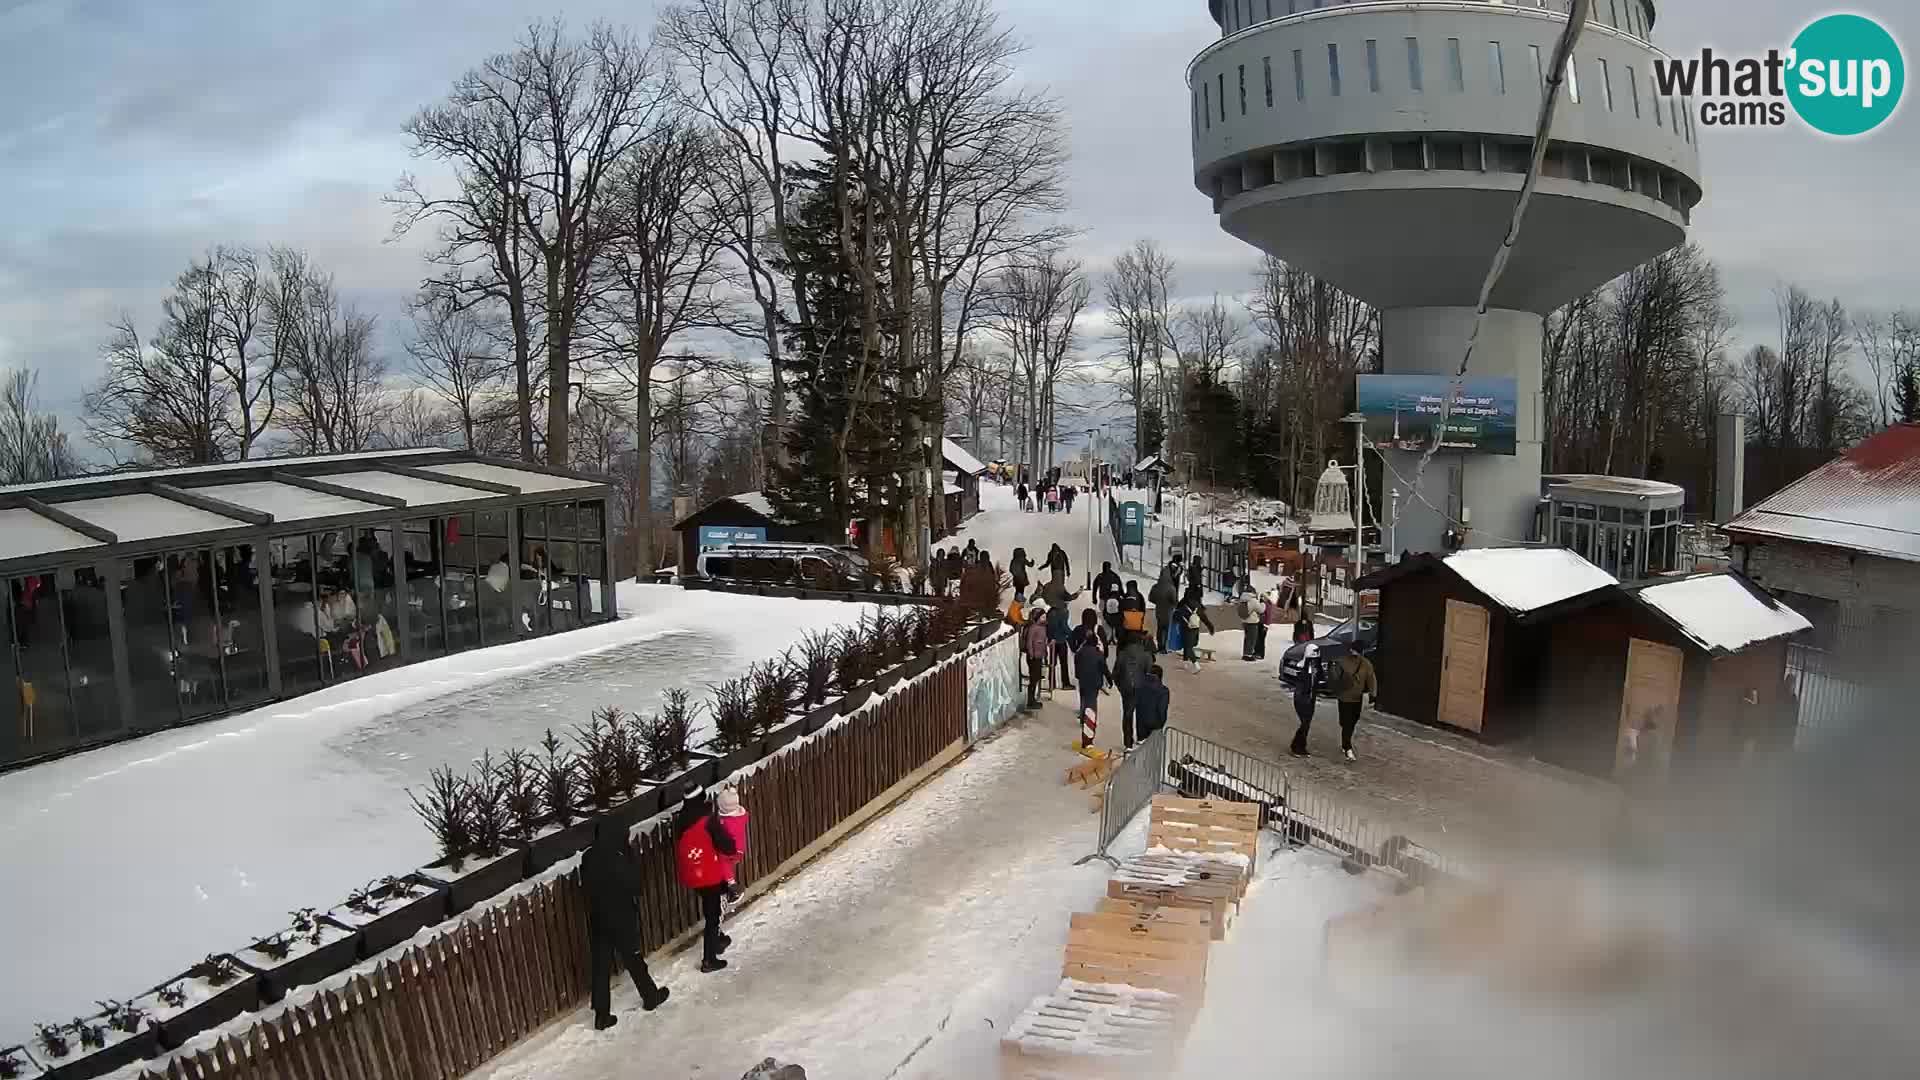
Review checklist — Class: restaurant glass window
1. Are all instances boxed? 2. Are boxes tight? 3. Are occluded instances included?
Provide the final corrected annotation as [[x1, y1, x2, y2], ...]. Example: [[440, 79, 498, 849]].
[[7, 573, 72, 759], [1599, 525, 1622, 576], [580, 500, 608, 619], [270, 535, 323, 696], [546, 502, 580, 632], [123, 556, 179, 724], [401, 518, 445, 658], [214, 544, 269, 708], [309, 530, 361, 681], [1573, 521, 1593, 561], [62, 567, 119, 740], [476, 510, 514, 644], [519, 505, 550, 637], [351, 526, 401, 671], [1599, 505, 1622, 523], [1621, 528, 1641, 579], [443, 513, 481, 653], [171, 550, 226, 721]]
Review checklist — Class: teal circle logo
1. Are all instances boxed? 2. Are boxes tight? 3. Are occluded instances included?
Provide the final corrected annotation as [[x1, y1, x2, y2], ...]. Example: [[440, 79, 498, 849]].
[[1786, 14, 1905, 136]]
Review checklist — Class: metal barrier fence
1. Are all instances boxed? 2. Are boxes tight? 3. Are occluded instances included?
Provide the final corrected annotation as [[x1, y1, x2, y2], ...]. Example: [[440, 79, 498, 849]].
[[1087, 725, 1472, 882]]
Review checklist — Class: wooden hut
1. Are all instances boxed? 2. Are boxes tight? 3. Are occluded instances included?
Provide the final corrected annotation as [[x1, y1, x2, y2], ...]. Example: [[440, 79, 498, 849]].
[[671, 492, 837, 575], [1357, 548, 1619, 741], [1535, 571, 1810, 779]]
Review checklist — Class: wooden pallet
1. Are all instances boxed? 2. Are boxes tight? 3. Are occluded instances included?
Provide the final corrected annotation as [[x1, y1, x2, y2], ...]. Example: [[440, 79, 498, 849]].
[[1147, 795, 1261, 869], [1108, 854, 1247, 940], [1092, 899, 1218, 941], [1000, 980, 1189, 1079]]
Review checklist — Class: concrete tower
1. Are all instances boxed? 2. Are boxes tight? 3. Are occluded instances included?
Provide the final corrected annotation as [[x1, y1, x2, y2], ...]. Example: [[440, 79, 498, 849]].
[[1189, 0, 1702, 553]]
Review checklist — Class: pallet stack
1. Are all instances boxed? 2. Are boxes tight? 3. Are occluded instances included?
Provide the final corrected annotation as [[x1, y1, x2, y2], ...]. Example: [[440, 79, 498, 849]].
[[1000, 797, 1260, 1078]]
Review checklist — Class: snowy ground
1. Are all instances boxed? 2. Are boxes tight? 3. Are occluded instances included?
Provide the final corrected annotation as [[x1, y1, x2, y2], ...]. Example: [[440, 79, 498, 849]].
[[0, 585, 870, 1042], [471, 711, 1123, 1080]]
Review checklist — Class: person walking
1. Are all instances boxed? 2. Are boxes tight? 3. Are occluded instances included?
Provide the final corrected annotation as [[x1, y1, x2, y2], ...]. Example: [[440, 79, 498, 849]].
[[1047, 597, 1075, 691], [1289, 644, 1322, 756], [944, 547, 964, 593], [581, 828, 670, 1029], [1120, 580, 1148, 637], [1148, 567, 1178, 654], [1292, 606, 1315, 645], [1113, 632, 1154, 751], [1074, 628, 1113, 749], [1009, 547, 1031, 602], [1327, 649, 1379, 762], [962, 539, 979, 565], [1064, 484, 1076, 513], [1167, 555, 1183, 600], [1045, 543, 1071, 589], [1134, 663, 1171, 744], [1021, 601, 1050, 708], [1016, 481, 1030, 512], [673, 784, 739, 973], [1174, 595, 1214, 673], [1237, 587, 1261, 661], [1257, 587, 1278, 660], [928, 550, 949, 599], [1094, 562, 1123, 635]]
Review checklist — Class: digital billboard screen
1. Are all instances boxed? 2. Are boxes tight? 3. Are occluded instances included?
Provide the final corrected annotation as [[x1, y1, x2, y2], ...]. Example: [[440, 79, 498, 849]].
[[1356, 374, 1518, 456]]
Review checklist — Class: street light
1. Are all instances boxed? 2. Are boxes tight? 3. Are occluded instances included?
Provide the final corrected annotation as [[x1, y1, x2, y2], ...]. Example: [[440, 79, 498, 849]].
[[1084, 427, 1097, 591], [1340, 412, 1367, 568]]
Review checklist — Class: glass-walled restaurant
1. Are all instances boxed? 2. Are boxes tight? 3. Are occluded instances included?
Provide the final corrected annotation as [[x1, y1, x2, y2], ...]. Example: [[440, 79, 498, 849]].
[[0, 451, 615, 770]]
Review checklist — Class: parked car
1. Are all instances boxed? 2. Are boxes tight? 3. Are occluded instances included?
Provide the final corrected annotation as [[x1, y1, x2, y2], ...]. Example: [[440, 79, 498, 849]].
[[1277, 615, 1378, 694], [695, 543, 867, 588]]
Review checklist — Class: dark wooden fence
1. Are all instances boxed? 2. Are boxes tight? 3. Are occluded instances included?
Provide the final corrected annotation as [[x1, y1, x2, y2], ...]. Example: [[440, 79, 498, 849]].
[[131, 660, 968, 1080]]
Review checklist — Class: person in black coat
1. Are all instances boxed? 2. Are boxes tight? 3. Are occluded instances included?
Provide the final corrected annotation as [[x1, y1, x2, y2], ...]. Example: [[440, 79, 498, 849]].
[[1009, 547, 1031, 601], [1290, 647, 1321, 756], [1134, 665, 1171, 742], [1148, 567, 1178, 654], [581, 828, 670, 1029], [1092, 562, 1123, 628]]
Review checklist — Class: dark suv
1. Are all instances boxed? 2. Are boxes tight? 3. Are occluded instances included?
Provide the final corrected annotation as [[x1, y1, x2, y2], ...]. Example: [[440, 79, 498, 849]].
[[1277, 616, 1378, 694]]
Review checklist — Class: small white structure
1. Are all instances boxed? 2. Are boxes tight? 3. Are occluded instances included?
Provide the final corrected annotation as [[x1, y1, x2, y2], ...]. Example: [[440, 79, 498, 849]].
[[1308, 460, 1354, 534]]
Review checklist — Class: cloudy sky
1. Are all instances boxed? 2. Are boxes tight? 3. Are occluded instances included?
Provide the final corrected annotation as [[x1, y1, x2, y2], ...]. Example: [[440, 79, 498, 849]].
[[0, 0, 1913, 433]]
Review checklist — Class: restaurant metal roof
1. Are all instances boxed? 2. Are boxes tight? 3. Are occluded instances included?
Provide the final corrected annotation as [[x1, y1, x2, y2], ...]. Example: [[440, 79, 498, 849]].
[[1726, 424, 1920, 563], [0, 451, 612, 571]]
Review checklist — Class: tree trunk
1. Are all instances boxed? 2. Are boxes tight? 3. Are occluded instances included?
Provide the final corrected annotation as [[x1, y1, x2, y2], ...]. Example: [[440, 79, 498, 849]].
[[546, 261, 569, 468], [633, 362, 655, 578]]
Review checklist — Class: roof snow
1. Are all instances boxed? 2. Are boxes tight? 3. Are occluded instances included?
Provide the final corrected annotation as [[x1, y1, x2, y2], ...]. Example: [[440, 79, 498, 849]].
[[939, 437, 987, 476], [1635, 573, 1811, 654], [1443, 547, 1618, 614]]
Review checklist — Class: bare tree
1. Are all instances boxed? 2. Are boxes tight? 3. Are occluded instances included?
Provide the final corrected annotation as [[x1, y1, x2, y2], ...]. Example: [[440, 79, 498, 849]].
[[407, 294, 510, 450], [1247, 256, 1377, 507], [585, 117, 732, 575], [274, 269, 389, 454], [378, 388, 458, 449], [0, 368, 79, 484], [987, 244, 1089, 476], [85, 302, 230, 467], [1855, 309, 1920, 430], [1105, 239, 1178, 459]]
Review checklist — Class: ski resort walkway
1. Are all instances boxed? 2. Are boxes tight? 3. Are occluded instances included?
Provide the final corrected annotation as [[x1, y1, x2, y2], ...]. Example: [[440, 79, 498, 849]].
[[471, 703, 1121, 1080]]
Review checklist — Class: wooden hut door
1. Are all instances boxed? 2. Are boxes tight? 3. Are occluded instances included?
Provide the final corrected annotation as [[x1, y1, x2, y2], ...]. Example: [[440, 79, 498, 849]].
[[1438, 599, 1491, 733], [1615, 638, 1684, 777]]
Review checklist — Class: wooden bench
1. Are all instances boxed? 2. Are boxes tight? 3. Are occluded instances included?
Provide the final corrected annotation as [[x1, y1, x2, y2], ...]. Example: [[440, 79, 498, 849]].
[[1147, 795, 1261, 872]]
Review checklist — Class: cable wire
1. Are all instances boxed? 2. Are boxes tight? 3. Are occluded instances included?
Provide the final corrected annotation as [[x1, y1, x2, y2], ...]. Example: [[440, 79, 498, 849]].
[[1403, 0, 1595, 531]]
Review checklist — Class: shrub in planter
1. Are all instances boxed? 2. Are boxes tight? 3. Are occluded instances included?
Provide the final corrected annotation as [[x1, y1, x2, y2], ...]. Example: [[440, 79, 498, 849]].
[[142, 954, 261, 1052], [640, 690, 696, 780], [539, 729, 579, 826], [330, 875, 450, 958], [406, 766, 473, 870], [795, 631, 836, 707], [750, 659, 799, 735], [241, 909, 361, 1003], [496, 749, 544, 844], [570, 713, 625, 811], [606, 708, 647, 796], [906, 606, 932, 655], [708, 675, 757, 754], [958, 563, 1010, 620], [463, 752, 511, 859], [0, 1045, 37, 1079], [863, 610, 899, 669]]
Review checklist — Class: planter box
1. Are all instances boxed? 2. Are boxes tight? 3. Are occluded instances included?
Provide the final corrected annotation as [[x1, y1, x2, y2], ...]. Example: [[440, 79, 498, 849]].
[[803, 702, 840, 733], [868, 667, 904, 696], [237, 916, 363, 1003], [327, 875, 451, 959], [418, 847, 528, 915], [0, 1045, 46, 1079], [140, 959, 262, 1052], [836, 686, 874, 715], [898, 654, 933, 681], [525, 814, 599, 872], [35, 1009, 161, 1080]]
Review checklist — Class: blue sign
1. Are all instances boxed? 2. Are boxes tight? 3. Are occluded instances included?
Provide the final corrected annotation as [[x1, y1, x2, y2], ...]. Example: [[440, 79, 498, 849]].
[[698, 525, 767, 550], [1357, 374, 1519, 456], [1119, 502, 1146, 545]]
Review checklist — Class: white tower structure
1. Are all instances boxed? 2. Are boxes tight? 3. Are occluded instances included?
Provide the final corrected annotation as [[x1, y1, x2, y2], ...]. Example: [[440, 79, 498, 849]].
[[1189, 0, 1701, 552]]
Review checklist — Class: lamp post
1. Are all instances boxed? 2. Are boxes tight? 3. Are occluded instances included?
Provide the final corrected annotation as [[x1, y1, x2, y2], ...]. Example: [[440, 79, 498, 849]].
[[1341, 412, 1367, 569], [1085, 427, 1097, 591]]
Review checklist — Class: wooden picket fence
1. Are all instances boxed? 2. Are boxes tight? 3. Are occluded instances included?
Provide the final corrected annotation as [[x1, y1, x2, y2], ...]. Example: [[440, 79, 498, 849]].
[[135, 660, 969, 1080]]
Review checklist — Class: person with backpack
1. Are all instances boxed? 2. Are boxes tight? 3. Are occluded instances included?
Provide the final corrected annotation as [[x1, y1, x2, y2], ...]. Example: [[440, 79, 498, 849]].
[[1258, 587, 1278, 660], [1289, 644, 1322, 756], [1119, 580, 1148, 637], [1094, 562, 1123, 634], [1173, 596, 1214, 673], [1327, 650, 1379, 762], [1236, 586, 1261, 661], [1112, 632, 1154, 750], [1021, 601, 1050, 709], [1148, 567, 1178, 654], [672, 783, 740, 973]]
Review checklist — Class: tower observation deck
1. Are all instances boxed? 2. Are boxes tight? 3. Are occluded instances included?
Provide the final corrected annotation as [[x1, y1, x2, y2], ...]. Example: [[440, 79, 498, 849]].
[[1190, 0, 1702, 553]]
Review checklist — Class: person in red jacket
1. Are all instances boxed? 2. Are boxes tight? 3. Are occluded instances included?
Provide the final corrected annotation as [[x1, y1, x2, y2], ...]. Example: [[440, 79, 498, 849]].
[[673, 783, 739, 972]]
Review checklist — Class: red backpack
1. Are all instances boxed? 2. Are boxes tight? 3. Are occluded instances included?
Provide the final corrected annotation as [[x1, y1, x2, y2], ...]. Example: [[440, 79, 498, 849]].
[[675, 818, 731, 890]]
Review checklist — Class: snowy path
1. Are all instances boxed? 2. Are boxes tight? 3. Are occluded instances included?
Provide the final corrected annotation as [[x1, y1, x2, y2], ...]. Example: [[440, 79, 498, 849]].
[[471, 708, 1118, 1080], [0, 587, 869, 1041]]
